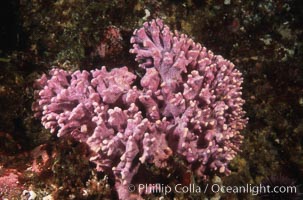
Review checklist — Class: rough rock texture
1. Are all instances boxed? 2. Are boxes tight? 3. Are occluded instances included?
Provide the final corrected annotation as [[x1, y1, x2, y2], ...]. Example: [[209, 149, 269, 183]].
[[32, 19, 247, 199]]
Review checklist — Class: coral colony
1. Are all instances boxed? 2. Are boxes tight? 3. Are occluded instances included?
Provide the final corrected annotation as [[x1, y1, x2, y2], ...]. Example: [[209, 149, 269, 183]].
[[32, 19, 247, 199]]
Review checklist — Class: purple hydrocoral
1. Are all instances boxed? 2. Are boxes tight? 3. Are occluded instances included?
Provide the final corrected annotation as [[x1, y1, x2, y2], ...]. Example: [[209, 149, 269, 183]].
[[130, 18, 247, 176], [32, 18, 247, 199]]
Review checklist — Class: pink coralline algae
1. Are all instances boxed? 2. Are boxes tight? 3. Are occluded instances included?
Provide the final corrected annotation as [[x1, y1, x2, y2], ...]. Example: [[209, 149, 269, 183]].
[[32, 19, 247, 199], [0, 169, 24, 198]]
